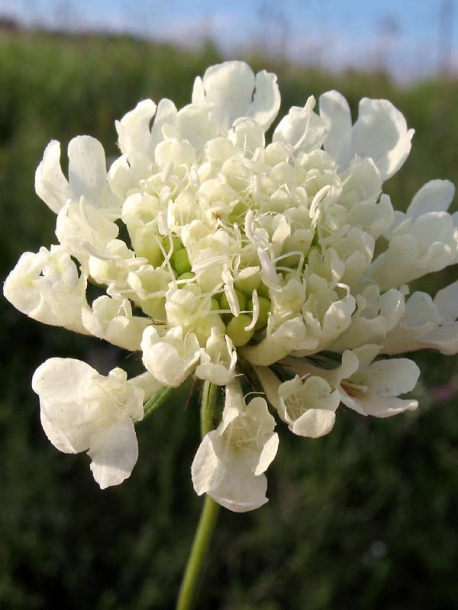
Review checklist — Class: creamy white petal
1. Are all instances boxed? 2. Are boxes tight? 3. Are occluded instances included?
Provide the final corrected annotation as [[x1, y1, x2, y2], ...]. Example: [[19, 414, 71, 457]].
[[434, 279, 458, 322], [191, 433, 224, 495], [116, 98, 156, 158], [296, 295, 356, 357], [68, 136, 108, 205], [176, 103, 219, 150], [255, 433, 280, 476], [407, 179, 455, 218], [32, 358, 103, 452], [89, 417, 139, 489], [351, 98, 414, 180], [320, 93, 414, 180], [319, 90, 352, 167], [150, 98, 178, 147], [246, 69, 281, 130], [207, 459, 269, 513], [291, 409, 336, 438], [35, 140, 71, 213], [129, 372, 164, 400], [367, 358, 420, 397], [349, 394, 418, 418], [254, 365, 282, 411], [40, 408, 77, 454]]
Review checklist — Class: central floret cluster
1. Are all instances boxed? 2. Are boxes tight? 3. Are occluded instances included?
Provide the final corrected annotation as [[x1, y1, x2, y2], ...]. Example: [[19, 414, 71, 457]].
[[5, 61, 458, 512]]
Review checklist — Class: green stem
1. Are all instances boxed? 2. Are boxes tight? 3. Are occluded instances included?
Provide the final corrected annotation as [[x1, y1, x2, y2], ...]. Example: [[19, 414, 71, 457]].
[[200, 379, 220, 439], [175, 381, 221, 610], [176, 494, 220, 610], [143, 386, 172, 419]]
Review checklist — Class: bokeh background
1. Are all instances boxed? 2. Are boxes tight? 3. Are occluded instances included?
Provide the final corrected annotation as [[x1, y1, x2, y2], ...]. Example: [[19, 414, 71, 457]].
[[1, 1, 458, 608]]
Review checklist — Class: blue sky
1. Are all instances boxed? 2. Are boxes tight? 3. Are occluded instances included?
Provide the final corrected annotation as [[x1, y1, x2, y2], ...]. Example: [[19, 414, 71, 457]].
[[3, 0, 457, 79]]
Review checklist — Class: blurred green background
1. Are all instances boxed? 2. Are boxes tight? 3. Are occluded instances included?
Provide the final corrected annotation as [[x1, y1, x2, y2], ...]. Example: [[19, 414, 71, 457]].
[[1, 29, 458, 610]]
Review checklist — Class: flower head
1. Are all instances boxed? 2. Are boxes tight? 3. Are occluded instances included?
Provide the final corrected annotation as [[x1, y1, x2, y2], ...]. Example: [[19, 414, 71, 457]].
[[4, 61, 457, 509]]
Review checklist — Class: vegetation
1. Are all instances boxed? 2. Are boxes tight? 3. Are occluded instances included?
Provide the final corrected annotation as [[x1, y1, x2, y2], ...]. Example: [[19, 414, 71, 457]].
[[1, 30, 458, 609]]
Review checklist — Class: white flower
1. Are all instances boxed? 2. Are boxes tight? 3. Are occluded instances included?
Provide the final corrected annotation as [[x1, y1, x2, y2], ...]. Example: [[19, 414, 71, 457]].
[[273, 95, 326, 152], [55, 198, 119, 265], [191, 379, 279, 512], [32, 358, 146, 488], [259, 368, 340, 438], [382, 280, 458, 355], [3, 245, 88, 333], [287, 345, 420, 418], [141, 326, 201, 387], [337, 347, 420, 417], [82, 295, 151, 351], [278, 375, 339, 437], [329, 285, 405, 351], [367, 180, 457, 290], [195, 329, 238, 385], [296, 289, 356, 357]]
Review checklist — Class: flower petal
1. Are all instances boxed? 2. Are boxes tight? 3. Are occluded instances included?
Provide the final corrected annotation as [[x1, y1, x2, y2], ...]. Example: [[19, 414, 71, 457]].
[[367, 358, 421, 397], [191, 433, 224, 496], [255, 432, 279, 476], [35, 140, 71, 213], [407, 179, 455, 218], [68, 136, 108, 205], [292, 409, 336, 438], [351, 98, 414, 180], [319, 90, 352, 167], [246, 69, 281, 131], [32, 358, 98, 452], [116, 98, 156, 158], [207, 461, 269, 513], [89, 417, 139, 489]]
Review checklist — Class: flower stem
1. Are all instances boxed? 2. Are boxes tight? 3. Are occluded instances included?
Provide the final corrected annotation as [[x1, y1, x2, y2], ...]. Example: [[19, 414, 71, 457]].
[[175, 382, 221, 610], [176, 493, 220, 610], [200, 380, 220, 438]]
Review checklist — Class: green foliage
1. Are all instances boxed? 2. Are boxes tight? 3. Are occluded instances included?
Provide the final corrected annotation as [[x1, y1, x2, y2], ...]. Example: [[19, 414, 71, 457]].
[[1, 30, 458, 609]]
